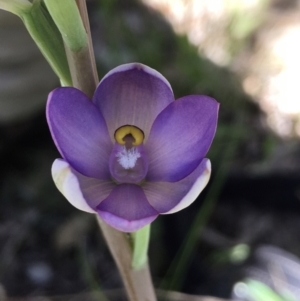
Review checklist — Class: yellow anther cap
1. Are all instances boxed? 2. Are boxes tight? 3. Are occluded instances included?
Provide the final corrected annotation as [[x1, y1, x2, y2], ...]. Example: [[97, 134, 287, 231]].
[[114, 125, 144, 146]]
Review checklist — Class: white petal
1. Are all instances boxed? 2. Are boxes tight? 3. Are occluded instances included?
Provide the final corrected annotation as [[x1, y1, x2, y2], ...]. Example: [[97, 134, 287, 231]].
[[51, 159, 96, 213]]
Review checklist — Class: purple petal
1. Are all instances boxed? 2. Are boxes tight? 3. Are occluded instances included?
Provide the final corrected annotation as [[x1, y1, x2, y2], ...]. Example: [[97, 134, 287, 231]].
[[47, 87, 112, 179], [146, 95, 219, 182], [93, 63, 174, 140], [143, 159, 211, 213], [52, 159, 115, 212], [97, 184, 158, 232]]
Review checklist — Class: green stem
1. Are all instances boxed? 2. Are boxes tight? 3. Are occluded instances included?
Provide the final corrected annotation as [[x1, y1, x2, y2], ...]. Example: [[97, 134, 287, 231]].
[[76, 0, 99, 84], [131, 225, 151, 270], [64, 46, 98, 98]]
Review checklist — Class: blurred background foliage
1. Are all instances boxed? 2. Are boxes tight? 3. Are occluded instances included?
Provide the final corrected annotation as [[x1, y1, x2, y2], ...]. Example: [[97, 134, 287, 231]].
[[1, 0, 300, 300]]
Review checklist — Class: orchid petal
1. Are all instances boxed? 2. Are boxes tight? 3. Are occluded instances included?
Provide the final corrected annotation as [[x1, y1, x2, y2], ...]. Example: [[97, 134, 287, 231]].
[[93, 63, 174, 141], [47, 87, 112, 179], [97, 184, 158, 232], [143, 159, 211, 214], [52, 158, 115, 212], [146, 95, 219, 182]]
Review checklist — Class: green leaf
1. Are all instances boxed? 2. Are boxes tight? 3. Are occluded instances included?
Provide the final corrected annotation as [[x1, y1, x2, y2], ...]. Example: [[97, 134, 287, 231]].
[[21, 0, 72, 85], [131, 224, 151, 270], [0, 0, 31, 15], [44, 0, 87, 51]]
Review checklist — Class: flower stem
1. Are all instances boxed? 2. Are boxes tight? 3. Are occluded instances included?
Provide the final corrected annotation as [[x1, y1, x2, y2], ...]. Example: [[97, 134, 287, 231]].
[[98, 218, 156, 301], [64, 45, 98, 98], [75, 0, 99, 85], [68, 2, 157, 300]]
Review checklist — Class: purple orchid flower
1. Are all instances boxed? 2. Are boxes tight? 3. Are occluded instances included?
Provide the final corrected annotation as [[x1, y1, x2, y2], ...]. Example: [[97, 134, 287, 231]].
[[47, 63, 219, 233]]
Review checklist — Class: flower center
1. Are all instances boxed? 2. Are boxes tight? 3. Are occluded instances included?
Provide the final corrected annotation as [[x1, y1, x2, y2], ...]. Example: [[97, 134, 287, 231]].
[[114, 125, 144, 146], [116, 144, 141, 169], [109, 125, 148, 184]]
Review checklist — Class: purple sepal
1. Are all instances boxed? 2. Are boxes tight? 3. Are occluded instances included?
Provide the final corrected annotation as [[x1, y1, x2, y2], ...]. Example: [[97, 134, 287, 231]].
[[93, 63, 174, 140], [146, 95, 219, 182], [47, 87, 112, 180]]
